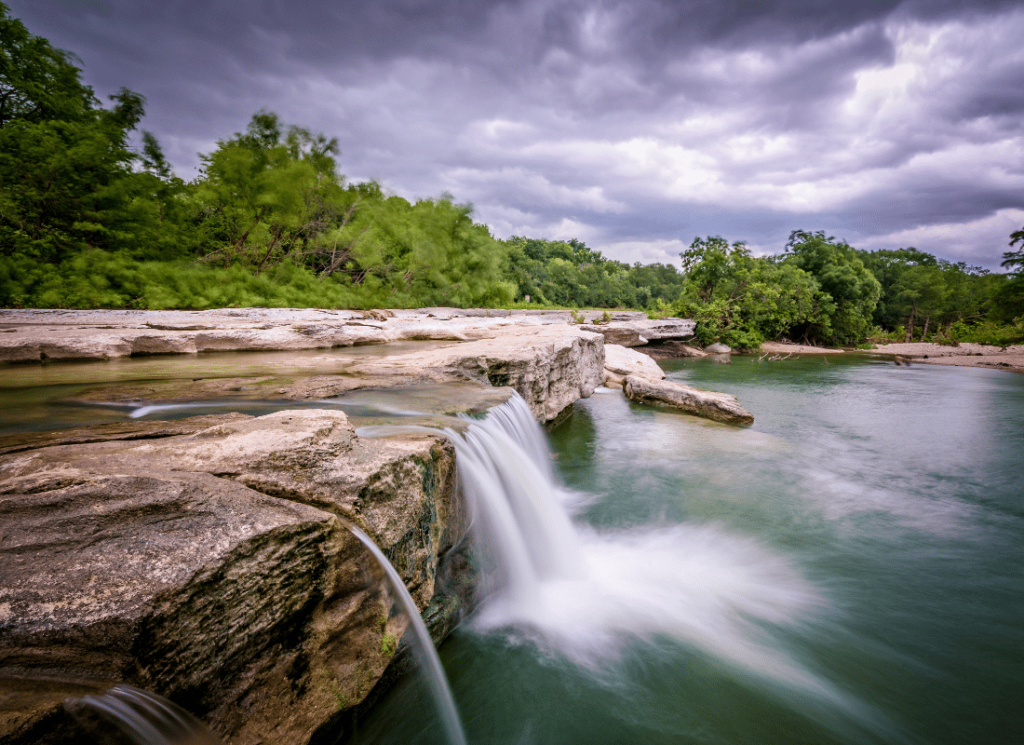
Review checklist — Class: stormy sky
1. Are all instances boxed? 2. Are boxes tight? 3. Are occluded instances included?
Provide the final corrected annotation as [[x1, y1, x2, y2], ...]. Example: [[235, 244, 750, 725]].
[[10, 0, 1024, 269]]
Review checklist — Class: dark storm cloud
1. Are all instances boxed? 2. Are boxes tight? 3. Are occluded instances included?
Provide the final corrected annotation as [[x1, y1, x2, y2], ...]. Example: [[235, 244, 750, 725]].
[[8, 0, 1024, 268]]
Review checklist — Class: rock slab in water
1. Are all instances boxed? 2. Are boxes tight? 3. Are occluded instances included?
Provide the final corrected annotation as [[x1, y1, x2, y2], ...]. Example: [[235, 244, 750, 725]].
[[0, 411, 462, 745], [623, 374, 754, 425], [348, 324, 605, 422]]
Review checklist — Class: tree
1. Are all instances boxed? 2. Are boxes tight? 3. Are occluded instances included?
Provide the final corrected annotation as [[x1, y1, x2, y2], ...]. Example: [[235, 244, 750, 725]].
[[994, 225, 1024, 322], [783, 231, 881, 344], [0, 4, 193, 271], [1003, 226, 1024, 273], [672, 236, 829, 348], [192, 111, 348, 274], [892, 264, 947, 341], [0, 3, 96, 126]]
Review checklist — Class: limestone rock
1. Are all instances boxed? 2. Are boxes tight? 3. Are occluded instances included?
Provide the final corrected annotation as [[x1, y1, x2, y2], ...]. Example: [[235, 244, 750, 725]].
[[637, 341, 708, 360], [0, 411, 461, 745], [704, 342, 732, 354], [581, 317, 695, 348], [349, 325, 605, 422], [603, 344, 665, 388], [581, 324, 648, 347], [0, 310, 692, 368], [623, 374, 753, 425]]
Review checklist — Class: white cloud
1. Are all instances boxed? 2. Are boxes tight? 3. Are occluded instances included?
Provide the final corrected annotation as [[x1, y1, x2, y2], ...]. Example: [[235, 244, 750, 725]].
[[859, 208, 1024, 266]]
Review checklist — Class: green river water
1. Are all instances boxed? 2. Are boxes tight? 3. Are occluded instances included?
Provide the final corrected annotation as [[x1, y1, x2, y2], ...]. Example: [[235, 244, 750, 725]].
[[352, 354, 1024, 745]]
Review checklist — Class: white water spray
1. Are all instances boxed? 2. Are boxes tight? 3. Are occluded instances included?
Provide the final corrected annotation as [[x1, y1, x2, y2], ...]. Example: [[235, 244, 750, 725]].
[[360, 393, 893, 739]]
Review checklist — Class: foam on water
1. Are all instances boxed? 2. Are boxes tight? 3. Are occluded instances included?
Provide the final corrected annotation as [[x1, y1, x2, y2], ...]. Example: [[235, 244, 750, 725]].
[[362, 393, 899, 740]]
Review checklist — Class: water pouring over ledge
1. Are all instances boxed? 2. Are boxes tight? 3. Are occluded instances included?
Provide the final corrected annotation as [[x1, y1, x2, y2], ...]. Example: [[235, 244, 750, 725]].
[[68, 685, 221, 745], [359, 392, 886, 741], [347, 525, 467, 745]]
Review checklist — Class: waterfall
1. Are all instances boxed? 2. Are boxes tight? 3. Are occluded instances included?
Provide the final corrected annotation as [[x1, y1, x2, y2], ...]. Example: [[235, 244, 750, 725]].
[[348, 525, 467, 745], [72, 685, 220, 745], [358, 392, 885, 738], [450, 396, 586, 601]]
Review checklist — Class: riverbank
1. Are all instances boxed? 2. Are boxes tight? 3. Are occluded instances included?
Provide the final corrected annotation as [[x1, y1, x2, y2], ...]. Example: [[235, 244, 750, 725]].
[[758, 341, 1024, 372], [872, 342, 1024, 372], [0, 308, 704, 744], [759, 342, 845, 355]]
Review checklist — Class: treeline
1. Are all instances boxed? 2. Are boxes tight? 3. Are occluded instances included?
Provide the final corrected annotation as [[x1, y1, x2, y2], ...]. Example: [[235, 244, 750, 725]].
[[671, 233, 1023, 349], [2, 3, 1022, 348]]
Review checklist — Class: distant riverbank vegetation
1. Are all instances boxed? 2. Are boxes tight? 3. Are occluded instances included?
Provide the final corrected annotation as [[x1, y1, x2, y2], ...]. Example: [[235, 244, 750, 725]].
[[2, 4, 1022, 347]]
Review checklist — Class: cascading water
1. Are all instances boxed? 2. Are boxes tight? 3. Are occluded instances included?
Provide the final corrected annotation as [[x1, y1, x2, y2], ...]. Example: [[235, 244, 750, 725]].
[[357, 392, 896, 741], [70, 685, 220, 745], [348, 525, 467, 745]]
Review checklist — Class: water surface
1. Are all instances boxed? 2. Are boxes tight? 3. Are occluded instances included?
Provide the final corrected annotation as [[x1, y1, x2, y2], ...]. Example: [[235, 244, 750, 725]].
[[354, 354, 1024, 745]]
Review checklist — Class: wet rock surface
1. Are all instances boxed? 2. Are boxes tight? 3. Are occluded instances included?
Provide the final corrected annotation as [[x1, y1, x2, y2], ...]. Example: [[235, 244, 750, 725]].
[[0, 411, 461, 745], [623, 374, 754, 426]]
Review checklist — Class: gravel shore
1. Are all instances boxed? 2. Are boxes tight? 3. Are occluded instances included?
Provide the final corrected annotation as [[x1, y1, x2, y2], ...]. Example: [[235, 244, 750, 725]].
[[758, 341, 1024, 372]]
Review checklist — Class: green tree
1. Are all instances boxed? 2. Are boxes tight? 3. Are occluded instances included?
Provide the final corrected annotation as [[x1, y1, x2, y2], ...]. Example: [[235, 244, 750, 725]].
[[672, 236, 829, 348], [892, 264, 947, 341], [993, 225, 1024, 323], [0, 3, 96, 126], [192, 111, 347, 274], [0, 0, 194, 308], [783, 231, 881, 344]]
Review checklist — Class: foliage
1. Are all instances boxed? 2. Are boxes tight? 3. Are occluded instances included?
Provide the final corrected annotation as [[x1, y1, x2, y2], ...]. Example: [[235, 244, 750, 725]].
[[0, 4, 96, 126], [672, 236, 829, 349], [3, 3, 1024, 334], [0, 4, 199, 268], [191, 111, 347, 273], [861, 248, 1006, 341], [1002, 225, 1024, 273], [499, 236, 686, 309], [948, 318, 1024, 346], [379, 633, 397, 657], [0, 250, 388, 309], [782, 231, 881, 345]]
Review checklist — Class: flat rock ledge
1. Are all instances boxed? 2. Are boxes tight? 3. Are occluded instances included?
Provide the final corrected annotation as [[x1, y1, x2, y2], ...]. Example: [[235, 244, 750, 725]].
[[0, 308, 689, 364], [0, 411, 465, 745], [623, 374, 755, 426], [0, 310, 607, 424]]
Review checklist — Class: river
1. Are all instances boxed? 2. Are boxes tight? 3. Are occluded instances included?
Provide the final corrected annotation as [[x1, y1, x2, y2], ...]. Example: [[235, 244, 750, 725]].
[[351, 354, 1024, 745]]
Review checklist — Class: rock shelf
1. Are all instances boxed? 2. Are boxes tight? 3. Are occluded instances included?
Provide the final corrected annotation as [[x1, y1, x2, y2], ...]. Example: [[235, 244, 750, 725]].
[[0, 308, 747, 745]]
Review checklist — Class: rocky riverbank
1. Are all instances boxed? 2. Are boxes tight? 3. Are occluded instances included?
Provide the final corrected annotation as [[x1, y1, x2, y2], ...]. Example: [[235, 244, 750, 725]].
[[0, 410, 462, 745], [871, 341, 1024, 372], [0, 307, 732, 745]]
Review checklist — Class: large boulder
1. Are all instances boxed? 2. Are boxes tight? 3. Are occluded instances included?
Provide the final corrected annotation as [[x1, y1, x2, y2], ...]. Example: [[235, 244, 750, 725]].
[[603, 344, 665, 388], [623, 375, 754, 425], [581, 317, 695, 348], [0, 411, 462, 745]]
